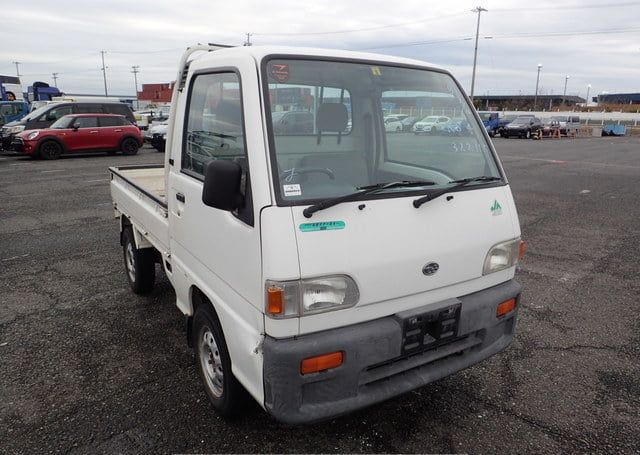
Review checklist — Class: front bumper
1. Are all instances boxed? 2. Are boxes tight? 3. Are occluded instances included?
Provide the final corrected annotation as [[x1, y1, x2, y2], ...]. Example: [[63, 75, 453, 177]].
[[1, 132, 15, 150], [263, 279, 522, 424]]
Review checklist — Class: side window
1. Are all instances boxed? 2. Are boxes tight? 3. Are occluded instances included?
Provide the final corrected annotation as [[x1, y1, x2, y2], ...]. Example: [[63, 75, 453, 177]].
[[183, 72, 246, 178], [41, 105, 72, 122], [99, 116, 121, 127], [76, 104, 103, 114], [73, 117, 99, 128]]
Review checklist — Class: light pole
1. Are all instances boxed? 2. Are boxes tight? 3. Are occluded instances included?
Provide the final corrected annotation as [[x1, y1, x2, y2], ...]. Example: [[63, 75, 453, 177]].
[[533, 63, 542, 110], [12, 61, 21, 78], [562, 75, 569, 108], [100, 50, 108, 97], [585, 84, 591, 107], [469, 6, 487, 102], [131, 65, 140, 110], [52, 72, 59, 87]]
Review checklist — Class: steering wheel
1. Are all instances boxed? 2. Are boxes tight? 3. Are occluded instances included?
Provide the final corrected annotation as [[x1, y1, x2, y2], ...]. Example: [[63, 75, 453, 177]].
[[280, 167, 335, 182]]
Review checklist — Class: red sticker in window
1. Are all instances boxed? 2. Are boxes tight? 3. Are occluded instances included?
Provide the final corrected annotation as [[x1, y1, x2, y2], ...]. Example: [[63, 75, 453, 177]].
[[269, 63, 290, 82]]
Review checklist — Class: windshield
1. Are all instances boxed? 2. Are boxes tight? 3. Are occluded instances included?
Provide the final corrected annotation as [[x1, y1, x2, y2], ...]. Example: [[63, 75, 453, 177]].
[[511, 117, 532, 125], [264, 59, 501, 204], [50, 116, 74, 129], [479, 112, 495, 121], [21, 104, 53, 122]]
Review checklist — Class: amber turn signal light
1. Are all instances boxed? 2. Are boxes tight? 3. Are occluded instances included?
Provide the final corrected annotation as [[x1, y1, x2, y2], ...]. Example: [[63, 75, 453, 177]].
[[266, 287, 284, 315], [496, 298, 516, 318], [518, 240, 526, 260], [300, 351, 344, 375]]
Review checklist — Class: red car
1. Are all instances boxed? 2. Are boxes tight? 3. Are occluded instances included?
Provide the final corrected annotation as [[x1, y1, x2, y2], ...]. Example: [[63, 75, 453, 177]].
[[13, 113, 144, 159]]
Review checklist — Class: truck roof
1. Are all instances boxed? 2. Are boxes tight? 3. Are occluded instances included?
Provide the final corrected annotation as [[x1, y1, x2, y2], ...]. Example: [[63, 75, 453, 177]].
[[192, 45, 445, 72]]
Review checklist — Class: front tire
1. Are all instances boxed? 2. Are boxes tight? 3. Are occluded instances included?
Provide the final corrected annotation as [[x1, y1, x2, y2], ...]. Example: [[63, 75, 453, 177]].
[[39, 140, 63, 160], [193, 304, 248, 416], [122, 227, 155, 294], [121, 138, 140, 155]]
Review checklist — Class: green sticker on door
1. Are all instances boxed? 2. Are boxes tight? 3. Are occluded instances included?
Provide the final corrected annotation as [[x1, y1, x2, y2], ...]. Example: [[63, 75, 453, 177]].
[[299, 221, 346, 232]]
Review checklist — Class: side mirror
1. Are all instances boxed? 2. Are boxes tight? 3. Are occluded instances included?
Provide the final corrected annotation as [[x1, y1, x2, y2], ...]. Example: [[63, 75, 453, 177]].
[[72, 125, 79, 131], [202, 160, 243, 211]]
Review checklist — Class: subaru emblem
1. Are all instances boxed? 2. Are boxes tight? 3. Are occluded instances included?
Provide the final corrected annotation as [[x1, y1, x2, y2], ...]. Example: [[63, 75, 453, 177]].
[[422, 262, 439, 276]]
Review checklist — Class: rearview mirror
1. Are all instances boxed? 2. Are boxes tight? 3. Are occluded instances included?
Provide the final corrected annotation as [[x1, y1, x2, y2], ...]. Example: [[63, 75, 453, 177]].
[[202, 160, 243, 211]]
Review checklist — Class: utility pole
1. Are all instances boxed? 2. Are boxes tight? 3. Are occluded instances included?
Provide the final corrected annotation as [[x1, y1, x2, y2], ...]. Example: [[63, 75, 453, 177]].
[[52, 72, 59, 87], [100, 50, 108, 97], [12, 61, 21, 78], [562, 75, 569, 108], [244, 33, 253, 46], [131, 65, 140, 110], [469, 6, 487, 103], [534, 63, 542, 110]]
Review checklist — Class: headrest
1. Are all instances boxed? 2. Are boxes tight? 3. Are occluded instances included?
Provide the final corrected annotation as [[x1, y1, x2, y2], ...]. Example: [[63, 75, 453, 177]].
[[215, 99, 242, 132], [316, 103, 348, 132]]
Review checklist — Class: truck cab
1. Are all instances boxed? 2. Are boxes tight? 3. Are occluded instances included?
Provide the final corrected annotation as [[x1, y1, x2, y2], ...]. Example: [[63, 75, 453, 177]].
[[109, 45, 523, 424], [0, 101, 29, 127]]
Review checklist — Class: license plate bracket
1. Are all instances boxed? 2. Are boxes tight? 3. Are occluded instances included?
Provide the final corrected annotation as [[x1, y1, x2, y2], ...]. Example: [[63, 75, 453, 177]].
[[395, 300, 461, 355]]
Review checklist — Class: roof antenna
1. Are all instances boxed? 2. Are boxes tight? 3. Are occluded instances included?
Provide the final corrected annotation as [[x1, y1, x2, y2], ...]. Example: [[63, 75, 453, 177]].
[[244, 33, 253, 46]]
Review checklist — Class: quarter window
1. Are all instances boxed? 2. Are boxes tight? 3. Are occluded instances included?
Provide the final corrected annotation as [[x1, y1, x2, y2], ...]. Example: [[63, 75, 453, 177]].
[[183, 72, 247, 178]]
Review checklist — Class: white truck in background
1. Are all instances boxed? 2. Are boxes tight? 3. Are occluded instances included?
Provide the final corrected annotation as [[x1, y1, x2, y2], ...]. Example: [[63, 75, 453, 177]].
[[109, 44, 524, 424]]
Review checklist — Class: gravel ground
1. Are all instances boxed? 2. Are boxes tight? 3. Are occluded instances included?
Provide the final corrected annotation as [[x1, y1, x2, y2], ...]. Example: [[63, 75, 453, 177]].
[[0, 137, 639, 454]]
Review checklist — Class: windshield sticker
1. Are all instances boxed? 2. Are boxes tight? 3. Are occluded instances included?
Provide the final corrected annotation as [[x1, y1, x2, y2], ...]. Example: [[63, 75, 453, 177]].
[[299, 221, 346, 232], [370, 66, 382, 76], [269, 63, 290, 82], [490, 200, 503, 216], [283, 184, 302, 197]]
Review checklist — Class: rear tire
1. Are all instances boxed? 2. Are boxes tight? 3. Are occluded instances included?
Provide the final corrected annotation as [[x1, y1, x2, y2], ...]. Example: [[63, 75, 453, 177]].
[[193, 304, 248, 416], [121, 138, 140, 155], [431, 126, 437, 135], [122, 227, 155, 295], [39, 140, 63, 160]]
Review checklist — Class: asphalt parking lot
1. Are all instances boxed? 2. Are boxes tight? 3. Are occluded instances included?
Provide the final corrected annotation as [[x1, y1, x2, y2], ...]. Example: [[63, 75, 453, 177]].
[[1, 137, 639, 454]]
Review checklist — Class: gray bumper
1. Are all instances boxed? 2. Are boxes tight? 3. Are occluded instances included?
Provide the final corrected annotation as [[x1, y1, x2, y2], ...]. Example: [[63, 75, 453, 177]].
[[263, 279, 522, 424]]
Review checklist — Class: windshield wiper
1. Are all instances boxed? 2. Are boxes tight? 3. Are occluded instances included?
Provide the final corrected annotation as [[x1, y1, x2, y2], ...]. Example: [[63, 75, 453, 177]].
[[303, 180, 436, 218], [413, 176, 502, 209]]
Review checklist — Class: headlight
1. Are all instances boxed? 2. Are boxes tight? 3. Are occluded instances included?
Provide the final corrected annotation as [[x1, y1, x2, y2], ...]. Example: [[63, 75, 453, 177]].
[[7, 125, 25, 134], [27, 131, 39, 140], [265, 275, 359, 318], [483, 238, 521, 275]]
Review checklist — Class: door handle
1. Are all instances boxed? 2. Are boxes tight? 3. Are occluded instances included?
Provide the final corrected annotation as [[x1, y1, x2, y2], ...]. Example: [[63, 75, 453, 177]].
[[89, 130, 98, 134], [176, 193, 185, 203], [114, 129, 122, 132]]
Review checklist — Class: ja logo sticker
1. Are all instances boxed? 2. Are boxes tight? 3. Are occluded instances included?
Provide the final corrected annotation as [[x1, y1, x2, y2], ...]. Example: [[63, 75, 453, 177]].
[[490, 200, 502, 216]]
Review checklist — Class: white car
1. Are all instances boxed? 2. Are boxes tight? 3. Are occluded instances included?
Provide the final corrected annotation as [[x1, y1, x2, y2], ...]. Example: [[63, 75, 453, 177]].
[[384, 117, 403, 132], [413, 115, 451, 134], [143, 121, 168, 152]]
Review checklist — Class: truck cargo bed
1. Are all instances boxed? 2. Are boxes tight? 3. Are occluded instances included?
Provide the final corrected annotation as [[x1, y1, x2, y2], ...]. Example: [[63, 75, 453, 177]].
[[109, 164, 169, 253]]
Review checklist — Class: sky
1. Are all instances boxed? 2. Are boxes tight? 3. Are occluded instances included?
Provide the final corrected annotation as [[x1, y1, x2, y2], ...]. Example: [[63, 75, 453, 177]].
[[2, 0, 639, 99]]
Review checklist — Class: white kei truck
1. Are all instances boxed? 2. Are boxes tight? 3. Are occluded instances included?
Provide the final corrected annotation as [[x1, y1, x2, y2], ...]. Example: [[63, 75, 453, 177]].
[[109, 44, 524, 424]]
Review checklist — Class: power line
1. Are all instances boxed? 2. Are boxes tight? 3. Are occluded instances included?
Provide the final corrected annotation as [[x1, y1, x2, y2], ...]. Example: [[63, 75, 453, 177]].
[[361, 25, 640, 51], [253, 11, 467, 36]]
